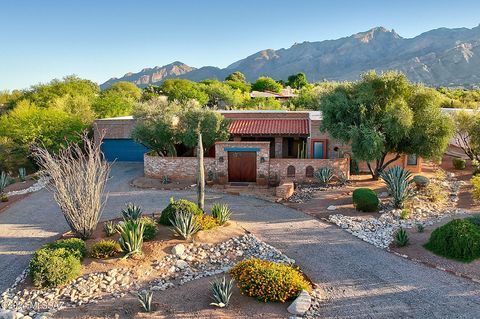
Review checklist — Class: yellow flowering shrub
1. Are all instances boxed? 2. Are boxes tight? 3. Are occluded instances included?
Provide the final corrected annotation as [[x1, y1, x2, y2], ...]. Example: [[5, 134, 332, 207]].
[[200, 215, 219, 230], [229, 258, 311, 302]]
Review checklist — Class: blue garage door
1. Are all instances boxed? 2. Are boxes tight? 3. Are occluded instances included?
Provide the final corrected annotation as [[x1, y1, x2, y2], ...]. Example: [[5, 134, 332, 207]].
[[101, 139, 149, 162]]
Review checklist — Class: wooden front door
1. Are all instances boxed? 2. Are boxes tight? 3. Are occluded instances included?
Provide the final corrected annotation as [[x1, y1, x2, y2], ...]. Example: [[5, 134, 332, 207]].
[[228, 151, 257, 182]]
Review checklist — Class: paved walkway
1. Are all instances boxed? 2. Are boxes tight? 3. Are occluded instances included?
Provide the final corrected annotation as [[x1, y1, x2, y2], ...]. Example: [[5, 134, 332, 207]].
[[1, 163, 479, 318]]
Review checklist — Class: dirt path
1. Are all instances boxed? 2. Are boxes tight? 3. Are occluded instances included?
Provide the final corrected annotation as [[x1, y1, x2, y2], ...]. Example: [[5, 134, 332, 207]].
[[0, 163, 479, 318]]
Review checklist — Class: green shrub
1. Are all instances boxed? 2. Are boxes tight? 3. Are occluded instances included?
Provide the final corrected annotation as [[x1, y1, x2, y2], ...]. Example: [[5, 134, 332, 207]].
[[424, 219, 480, 262], [90, 240, 122, 259], [412, 175, 430, 188], [118, 219, 145, 257], [416, 223, 425, 233], [230, 258, 310, 302], [394, 228, 409, 247], [380, 166, 413, 209], [103, 221, 116, 237], [352, 188, 379, 212], [452, 158, 466, 170], [426, 182, 447, 204], [466, 215, 480, 228], [44, 238, 87, 260], [400, 209, 410, 220], [29, 247, 81, 288], [211, 203, 232, 225], [159, 197, 203, 226], [200, 215, 219, 230], [141, 217, 157, 241], [472, 175, 480, 202]]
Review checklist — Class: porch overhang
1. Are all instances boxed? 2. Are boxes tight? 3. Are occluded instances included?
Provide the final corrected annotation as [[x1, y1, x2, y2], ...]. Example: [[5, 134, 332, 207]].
[[228, 119, 309, 135]]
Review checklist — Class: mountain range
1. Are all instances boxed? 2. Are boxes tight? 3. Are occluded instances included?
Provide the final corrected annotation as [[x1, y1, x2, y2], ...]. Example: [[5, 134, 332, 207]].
[[101, 25, 480, 89]]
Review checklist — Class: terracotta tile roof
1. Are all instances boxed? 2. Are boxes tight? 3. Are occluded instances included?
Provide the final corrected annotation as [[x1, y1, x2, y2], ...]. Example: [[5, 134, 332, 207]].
[[229, 119, 309, 135]]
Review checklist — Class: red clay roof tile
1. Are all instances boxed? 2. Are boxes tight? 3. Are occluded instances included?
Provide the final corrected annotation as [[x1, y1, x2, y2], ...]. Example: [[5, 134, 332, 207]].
[[229, 119, 309, 135]]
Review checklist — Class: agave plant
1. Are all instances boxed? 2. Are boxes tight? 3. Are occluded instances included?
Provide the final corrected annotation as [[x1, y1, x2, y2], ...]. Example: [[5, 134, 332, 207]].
[[210, 276, 234, 308], [0, 171, 8, 195], [122, 202, 143, 221], [118, 219, 145, 257], [103, 220, 116, 237], [211, 203, 232, 225], [314, 167, 334, 186], [394, 228, 409, 247], [169, 210, 201, 240], [18, 167, 27, 182], [137, 290, 153, 312], [380, 166, 414, 208]]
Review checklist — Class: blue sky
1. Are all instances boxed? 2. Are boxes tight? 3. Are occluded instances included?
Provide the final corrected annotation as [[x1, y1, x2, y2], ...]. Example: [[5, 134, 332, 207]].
[[1, 0, 480, 90]]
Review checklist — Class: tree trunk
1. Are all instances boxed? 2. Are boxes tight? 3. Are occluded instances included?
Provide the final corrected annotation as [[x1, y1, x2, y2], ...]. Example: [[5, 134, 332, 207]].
[[197, 131, 205, 211]]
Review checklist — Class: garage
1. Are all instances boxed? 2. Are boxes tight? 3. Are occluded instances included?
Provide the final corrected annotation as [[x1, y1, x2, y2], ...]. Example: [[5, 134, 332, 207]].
[[101, 139, 149, 162]]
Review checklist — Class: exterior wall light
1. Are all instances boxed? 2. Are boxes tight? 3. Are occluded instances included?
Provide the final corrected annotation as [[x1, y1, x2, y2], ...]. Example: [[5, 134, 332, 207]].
[[218, 156, 224, 163], [260, 157, 265, 163]]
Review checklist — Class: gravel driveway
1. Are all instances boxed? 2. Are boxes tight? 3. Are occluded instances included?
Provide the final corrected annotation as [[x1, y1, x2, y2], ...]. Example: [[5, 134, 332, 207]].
[[1, 163, 479, 318]]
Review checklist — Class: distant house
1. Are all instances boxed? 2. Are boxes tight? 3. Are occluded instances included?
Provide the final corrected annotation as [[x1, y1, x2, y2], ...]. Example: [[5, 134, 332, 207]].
[[250, 87, 297, 100], [94, 109, 421, 184]]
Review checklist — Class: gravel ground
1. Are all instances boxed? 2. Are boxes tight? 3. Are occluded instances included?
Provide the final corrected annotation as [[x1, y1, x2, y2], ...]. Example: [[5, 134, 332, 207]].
[[1, 163, 480, 318]]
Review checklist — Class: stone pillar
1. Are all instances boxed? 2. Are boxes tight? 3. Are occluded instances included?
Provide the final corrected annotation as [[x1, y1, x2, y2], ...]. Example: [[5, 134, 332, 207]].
[[274, 137, 283, 158]]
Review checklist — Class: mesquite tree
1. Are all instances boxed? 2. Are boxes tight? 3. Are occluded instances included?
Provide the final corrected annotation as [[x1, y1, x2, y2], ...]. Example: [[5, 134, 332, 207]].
[[197, 130, 205, 211], [33, 133, 110, 239]]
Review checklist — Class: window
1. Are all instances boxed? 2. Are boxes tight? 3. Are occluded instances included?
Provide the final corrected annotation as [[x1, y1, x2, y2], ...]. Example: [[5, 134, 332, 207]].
[[287, 165, 296, 177], [407, 154, 417, 166], [306, 166, 314, 177]]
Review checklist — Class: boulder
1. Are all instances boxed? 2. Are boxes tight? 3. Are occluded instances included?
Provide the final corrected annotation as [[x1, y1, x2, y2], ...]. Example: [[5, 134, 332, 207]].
[[287, 290, 311, 316], [171, 244, 185, 256]]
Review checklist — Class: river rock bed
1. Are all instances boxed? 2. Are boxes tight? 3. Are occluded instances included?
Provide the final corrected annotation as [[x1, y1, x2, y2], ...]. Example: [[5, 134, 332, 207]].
[[0, 234, 295, 318], [6, 176, 50, 197], [328, 171, 464, 249]]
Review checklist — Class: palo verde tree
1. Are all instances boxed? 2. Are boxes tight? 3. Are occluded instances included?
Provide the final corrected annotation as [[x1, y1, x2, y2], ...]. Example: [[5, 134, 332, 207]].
[[320, 71, 454, 179], [251, 76, 283, 93], [225, 71, 247, 83], [452, 110, 480, 161]]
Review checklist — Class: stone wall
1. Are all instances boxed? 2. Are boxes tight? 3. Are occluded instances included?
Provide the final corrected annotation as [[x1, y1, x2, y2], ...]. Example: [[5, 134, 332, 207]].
[[269, 158, 350, 182], [357, 154, 422, 174], [144, 155, 215, 182]]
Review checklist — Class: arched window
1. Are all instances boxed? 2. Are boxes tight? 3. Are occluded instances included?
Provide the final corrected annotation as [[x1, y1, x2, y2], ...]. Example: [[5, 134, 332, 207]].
[[305, 165, 314, 177], [287, 165, 296, 178]]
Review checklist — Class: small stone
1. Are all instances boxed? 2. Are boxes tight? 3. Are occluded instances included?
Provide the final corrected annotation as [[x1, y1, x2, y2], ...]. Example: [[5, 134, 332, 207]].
[[287, 290, 311, 315], [327, 205, 337, 211], [171, 244, 185, 256], [175, 260, 188, 269]]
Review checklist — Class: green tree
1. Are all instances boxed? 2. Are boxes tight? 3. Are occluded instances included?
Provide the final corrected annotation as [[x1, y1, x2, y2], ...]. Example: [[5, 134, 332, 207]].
[[161, 79, 209, 105], [225, 71, 246, 83], [92, 90, 135, 118], [104, 81, 142, 100], [240, 97, 283, 110], [199, 80, 247, 109], [290, 82, 339, 110], [141, 85, 163, 101], [287, 73, 308, 89], [452, 110, 480, 161], [131, 97, 182, 156], [251, 76, 283, 93], [224, 80, 251, 93], [320, 71, 454, 179]]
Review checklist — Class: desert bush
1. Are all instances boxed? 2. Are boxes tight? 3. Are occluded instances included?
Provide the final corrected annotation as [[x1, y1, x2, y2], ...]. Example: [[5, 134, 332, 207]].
[[0, 194, 8, 202], [426, 182, 447, 203], [352, 188, 379, 212], [141, 217, 157, 241], [466, 215, 480, 228], [229, 258, 310, 302], [412, 175, 430, 188], [394, 228, 409, 247], [32, 133, 110, 239], [44, 238, 87, 260], [314, 167, 334, 185], [400, 209, 410, 220], [452, 158, 466, 170], [170, 210, 201, 240], [211, 203, 232, 225], [424, 219, 480, 262], [159, 197, 203, 226], [29, 247, 81, 288], [118, 219, 145, 257], [90, 240, 121, 259], [472, 175, 480, 202], [137, 290, 153, 312], [380, 166, 413, 208], [103, 221, 116, 237], [200, 215, 219, 230], [122, 203, 143, 221], [210, 276, 234, 308]]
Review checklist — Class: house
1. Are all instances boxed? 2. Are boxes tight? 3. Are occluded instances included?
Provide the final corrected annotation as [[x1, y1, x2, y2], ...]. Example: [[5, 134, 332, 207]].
[[249, 87, 297, 99], [93, 110, 421, 184]]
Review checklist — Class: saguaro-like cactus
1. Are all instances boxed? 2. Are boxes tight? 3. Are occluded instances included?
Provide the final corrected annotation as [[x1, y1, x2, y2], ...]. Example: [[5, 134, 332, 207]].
[[197, 130, 205, 211]]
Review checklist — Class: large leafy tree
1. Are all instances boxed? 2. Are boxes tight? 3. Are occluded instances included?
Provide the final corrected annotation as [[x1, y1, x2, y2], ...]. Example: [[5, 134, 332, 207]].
[[161, 79, 209, 105], [320, 71, 454, 179], [251, 76, 283, 93], [452, 110, 480, 161], [105, 81, 142, 100], [199, 80, 247, 109], [287, 73, 308, 89], [225, 71, 246, 83], [92, 90, 136, 118]]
